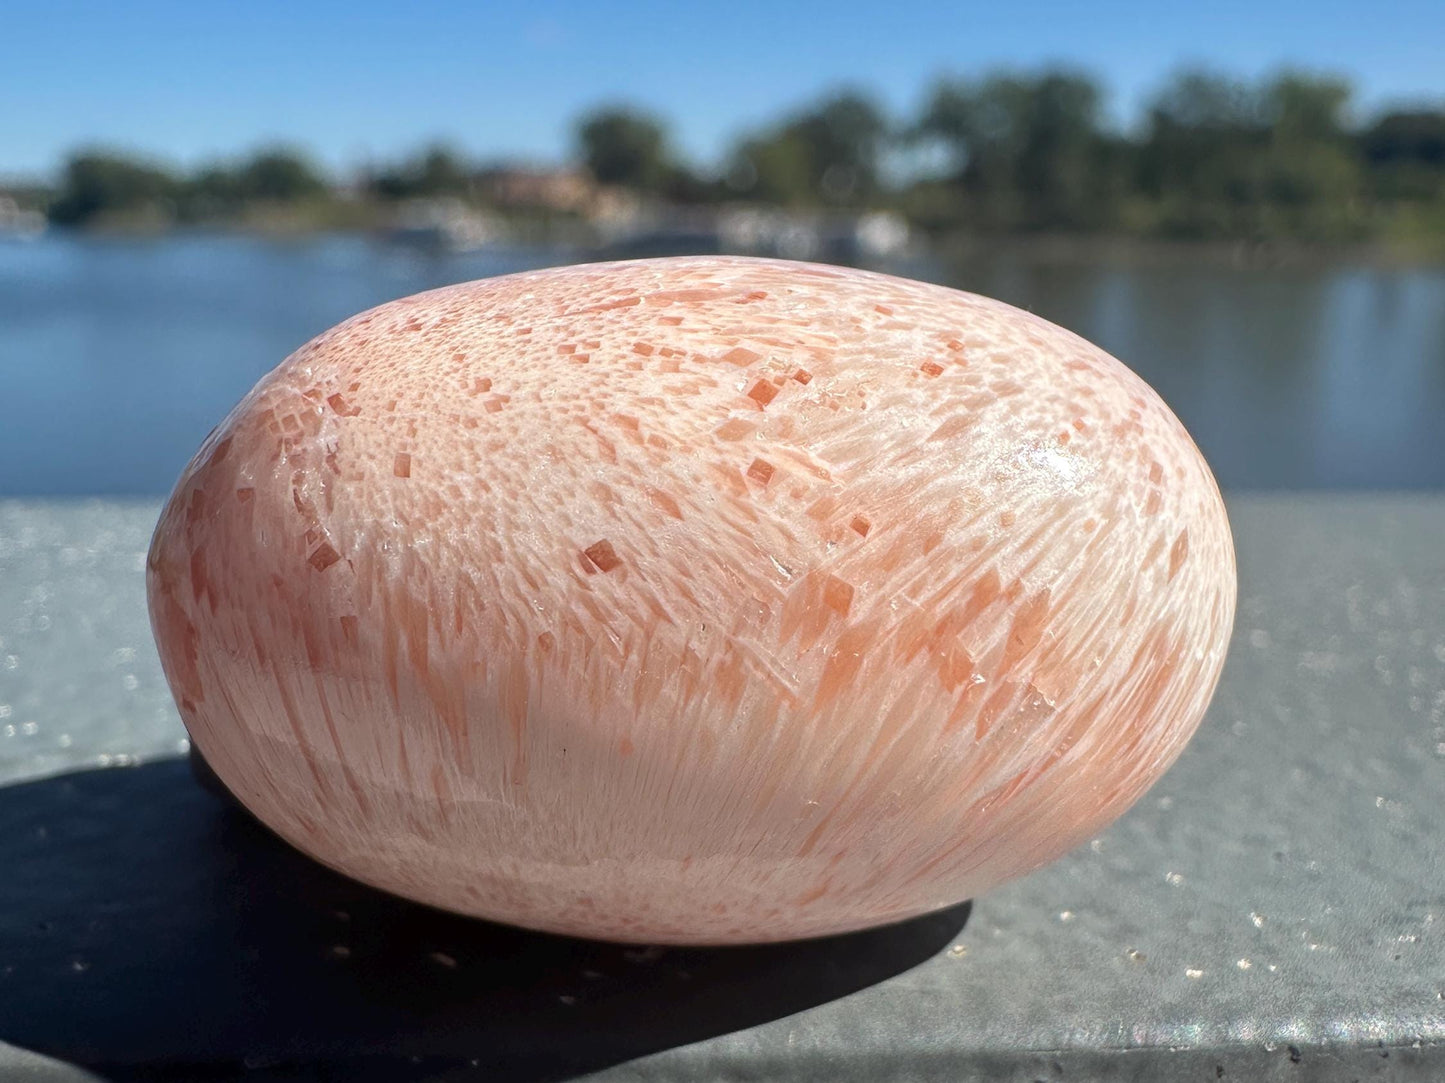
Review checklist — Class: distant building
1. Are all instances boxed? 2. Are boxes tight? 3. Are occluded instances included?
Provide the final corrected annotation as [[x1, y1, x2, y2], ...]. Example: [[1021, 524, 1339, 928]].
[[0, 195, 46, 239], [478, 167, 596, 214]]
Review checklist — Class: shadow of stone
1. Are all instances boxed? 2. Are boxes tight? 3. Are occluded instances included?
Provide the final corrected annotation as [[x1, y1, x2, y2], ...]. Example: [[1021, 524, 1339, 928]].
[[0, 758, 969, 1081]]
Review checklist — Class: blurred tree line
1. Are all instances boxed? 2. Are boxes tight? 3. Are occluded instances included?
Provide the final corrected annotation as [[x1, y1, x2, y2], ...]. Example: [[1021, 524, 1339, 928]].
[[46, 148, 330, 227], [29, 66, 1445, 248]]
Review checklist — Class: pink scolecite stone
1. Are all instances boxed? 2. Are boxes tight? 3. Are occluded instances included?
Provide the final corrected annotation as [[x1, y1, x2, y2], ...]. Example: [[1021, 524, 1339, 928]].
[[147, 256, 1235, 944]]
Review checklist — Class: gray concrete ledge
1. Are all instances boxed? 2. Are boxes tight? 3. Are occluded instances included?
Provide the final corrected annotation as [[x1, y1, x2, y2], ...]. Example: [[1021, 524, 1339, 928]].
[[1, 496, 1442, 1080]]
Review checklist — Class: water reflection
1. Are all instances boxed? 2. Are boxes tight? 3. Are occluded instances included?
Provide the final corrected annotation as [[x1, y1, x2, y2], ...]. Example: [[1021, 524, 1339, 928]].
[[0, 234, 1441, 494], [943, 253, 1445, 490]]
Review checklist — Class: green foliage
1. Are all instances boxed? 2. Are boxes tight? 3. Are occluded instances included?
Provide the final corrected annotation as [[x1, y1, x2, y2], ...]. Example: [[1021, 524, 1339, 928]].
[[367, 144, 473, 200], [34, 67, 1445, 250], [730, 91, 889, 206], [1266, 71, 1352, 142], [916, 70, 1112, 229], [49, 146, 330, 227], [1129, 69, 1372, 241], [575, 107, 673, 191], [235, 148, 327, 202], [48, 151, 180, 225], [1360, 111, 1445, 201]]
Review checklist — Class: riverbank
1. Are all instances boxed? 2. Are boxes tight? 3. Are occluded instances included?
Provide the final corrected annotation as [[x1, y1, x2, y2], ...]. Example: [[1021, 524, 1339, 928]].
[[15, 205, 1445, 270], [932, 232, 1445, 269]]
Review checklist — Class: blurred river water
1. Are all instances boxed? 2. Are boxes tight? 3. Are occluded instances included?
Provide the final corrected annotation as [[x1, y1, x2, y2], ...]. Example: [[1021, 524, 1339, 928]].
[[2, 233, 1443, 494]]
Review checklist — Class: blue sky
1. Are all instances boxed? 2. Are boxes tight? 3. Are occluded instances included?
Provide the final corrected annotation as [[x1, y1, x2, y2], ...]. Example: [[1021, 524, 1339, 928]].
[[4, 0, 1442, 179]]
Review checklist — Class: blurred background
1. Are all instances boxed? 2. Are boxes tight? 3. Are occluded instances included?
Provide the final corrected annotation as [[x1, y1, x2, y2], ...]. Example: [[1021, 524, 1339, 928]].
[[3, 0, 1443, 495]]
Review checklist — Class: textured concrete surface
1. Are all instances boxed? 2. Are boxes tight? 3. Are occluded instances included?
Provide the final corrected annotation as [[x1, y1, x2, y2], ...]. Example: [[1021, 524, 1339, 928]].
[[1, 495, 1442, 1080]]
